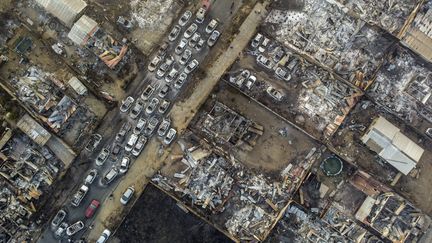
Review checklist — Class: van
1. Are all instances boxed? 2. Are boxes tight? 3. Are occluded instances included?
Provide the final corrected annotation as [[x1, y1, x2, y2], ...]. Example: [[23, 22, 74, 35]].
[[125, 134, 139, 152]]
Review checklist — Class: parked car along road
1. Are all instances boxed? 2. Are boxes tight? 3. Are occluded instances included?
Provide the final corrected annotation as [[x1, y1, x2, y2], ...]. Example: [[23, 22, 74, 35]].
[[120, 187, 135, 205]]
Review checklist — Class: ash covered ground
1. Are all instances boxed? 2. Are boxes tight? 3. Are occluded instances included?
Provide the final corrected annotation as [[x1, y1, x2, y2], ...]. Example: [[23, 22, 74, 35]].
[[114, 184, 233, 243]]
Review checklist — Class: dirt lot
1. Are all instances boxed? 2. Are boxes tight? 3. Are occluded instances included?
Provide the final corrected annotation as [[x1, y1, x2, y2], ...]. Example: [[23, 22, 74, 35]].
[[113, 184, 232, 243], [190, 81, 318, 174], [330, 98, 432, 215]]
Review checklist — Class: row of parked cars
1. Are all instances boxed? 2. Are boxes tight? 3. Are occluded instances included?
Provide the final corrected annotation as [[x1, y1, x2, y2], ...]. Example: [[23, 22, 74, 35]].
[[251, 33, 296, 82], [50, 6, 222, 243]]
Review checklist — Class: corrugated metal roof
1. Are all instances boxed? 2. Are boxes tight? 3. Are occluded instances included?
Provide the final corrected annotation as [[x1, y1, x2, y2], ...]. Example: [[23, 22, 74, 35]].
[[68, 15, 98, 46], [36, 0, 87, 26], [370, 116, 400, 140], [361, 116, 424, 175], [17, 114, 51, 146], [392, 132, 424, 162], [68, 76, 87, 95]]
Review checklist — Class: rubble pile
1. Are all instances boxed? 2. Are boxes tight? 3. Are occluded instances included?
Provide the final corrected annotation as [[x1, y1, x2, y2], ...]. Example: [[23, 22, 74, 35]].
[[130, 0, 176, 30], [10, 66, 80, 132], [153, 136, 321, 240], [196, 102, 263, 150], [368, 46, 432, 126], [361, 193, 430, 242], [297, 72, 358, 131], [322, 204, 370, 241], [268, 203, 351, 242], [265, 0, 393, 89], [0, 129, 60, 239], [11, 66, 59, 114], [337, 0, 418, 34], [225, 205, 273, 240], [89, 30, 129, 70]]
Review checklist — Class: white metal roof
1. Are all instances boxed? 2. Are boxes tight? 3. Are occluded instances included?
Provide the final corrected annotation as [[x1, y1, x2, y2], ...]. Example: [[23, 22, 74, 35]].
[[68, 15, 98, 46], [68, 76, 87, 95], [361, 116, 424, 175], [36, 0, 87, 26]]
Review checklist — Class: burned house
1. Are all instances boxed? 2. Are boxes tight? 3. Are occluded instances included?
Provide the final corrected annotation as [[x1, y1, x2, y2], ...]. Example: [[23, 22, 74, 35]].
[[402, 1, 432, 63], [367, 45, 432, 132], [335, 0, 420, 36], [9, 66, 77, 133], [0, 124, 61, 240], [353, 171, 430, 242], [265, 0, 395, 89], [152, 130, 321, 241], [194, 101, 263, 151]]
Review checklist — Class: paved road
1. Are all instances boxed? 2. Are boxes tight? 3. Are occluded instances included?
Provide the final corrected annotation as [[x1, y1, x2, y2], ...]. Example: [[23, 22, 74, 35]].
[[86, 1, 268, 242], [39, 4, 225, 243]]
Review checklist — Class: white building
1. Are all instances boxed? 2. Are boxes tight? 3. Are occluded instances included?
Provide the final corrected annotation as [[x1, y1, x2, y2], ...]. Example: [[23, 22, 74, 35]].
[[361, 116, 424, 175]]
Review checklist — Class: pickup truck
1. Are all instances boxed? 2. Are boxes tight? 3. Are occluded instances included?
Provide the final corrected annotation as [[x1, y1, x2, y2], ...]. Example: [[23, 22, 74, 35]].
[[71, 185, 89, 207]]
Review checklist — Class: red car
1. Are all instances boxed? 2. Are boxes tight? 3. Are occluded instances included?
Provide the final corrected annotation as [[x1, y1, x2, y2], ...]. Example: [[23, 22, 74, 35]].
[[85, 199, 100, 218]]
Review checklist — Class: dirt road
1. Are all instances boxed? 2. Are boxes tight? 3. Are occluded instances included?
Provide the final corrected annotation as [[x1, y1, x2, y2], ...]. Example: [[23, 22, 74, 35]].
[[87, 2, 269, 241]]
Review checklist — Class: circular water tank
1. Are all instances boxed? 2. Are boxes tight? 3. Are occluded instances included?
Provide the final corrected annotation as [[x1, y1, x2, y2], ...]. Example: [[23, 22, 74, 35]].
[[321, 156, 343, 176]]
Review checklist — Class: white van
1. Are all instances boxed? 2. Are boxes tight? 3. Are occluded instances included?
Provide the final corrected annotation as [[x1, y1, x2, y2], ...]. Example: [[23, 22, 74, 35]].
[[125, 134, 138, 152]]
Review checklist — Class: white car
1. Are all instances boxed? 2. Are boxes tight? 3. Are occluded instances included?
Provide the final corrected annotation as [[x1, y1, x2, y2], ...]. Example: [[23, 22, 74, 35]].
[[258, 37, 270, 53], [426, 128, 432, 138], [165, 68, 179, 83], [102, 167, 118, 185], [175, 73, 187, 89], [207, 30, 220, 47], [55, 222, 68, 238], [184, 59, 199, 74], [146, 97, 160, 115], [195, 7, 206, 23], [188, 33, 200, 48], [119, 157, 130, 174], [245, 75, 256, 89], [164, 128, 177, 145], [205, 19, 218, 34], [84, 169, 97, 185], [195, 38, 205, 51], [120, 187, 135, 205], [175, 38, 188, 54], [178, 10, 192, 26], [125, 134, 139, 152], [158, 118, 171, 137], [266, 86, 284, 101], [250, 33, 263, 49], [168, 25, 181, 42], [275, 66, 291, 81], [96, 229, 111, 243], [132, 136, 147, 157], [148, 56, 162, 72], [179, 49, 192, 65], [95, 147, 109, 166], [145, 116, 160, 135], [133, 118, 146, 134], [120, 96, 134, 113], [257, 55, 274, 69], [184, 23, 198, 39], [129, 99, 144, 119], [158, 100, 171, 114]]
